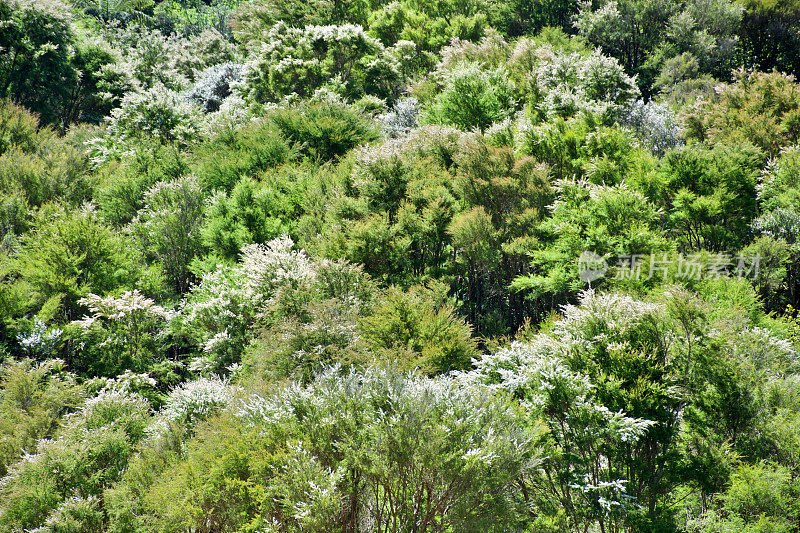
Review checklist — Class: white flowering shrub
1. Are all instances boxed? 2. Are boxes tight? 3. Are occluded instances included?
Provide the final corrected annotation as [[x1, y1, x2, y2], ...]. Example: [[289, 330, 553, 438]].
[[0, 388, 150, 530], [180, 265, 253, 372], [527, 44, 639, 120], [753, 146, 800, 243], [240, 22, 400, 105], [71, 290, 172, 376], [377, 97, 419, 137], [32, 495, 103, 533], [147, 376, 237, 439], [465, 290, 676, 530], [231, 365, 535, 531], [106, 84, 203, 147], [16, 319, 62, 358], [240, 235, 316, 298], [180, 235, 315, 371], [200, 93, 252, 137], [185, 62, 243, 112], [620, 99, 683, 155]]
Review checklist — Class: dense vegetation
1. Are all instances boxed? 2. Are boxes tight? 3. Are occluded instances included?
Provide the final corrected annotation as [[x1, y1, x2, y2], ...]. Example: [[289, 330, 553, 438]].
[[1, 0, 800, 530]]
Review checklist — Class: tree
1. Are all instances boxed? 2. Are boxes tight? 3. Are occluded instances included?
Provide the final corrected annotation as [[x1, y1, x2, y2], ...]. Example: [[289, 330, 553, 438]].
[[0, 0, 76, 126], [132, 176, 206, 294]]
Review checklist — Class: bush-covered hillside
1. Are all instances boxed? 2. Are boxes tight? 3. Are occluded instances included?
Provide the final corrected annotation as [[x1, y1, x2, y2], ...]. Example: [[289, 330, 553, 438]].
[[1, 0, 800, 530]]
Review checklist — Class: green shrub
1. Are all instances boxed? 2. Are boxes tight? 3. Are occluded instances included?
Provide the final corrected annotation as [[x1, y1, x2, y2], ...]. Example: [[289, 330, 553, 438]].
[[269, 102, 380, 161], [191, 120, 298, 192], [0, 358, 83, 478], [424, 63, 516, 131]]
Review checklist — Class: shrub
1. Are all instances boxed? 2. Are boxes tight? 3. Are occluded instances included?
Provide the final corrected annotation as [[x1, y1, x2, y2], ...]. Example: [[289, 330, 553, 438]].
[[131, 176, 206, 294], [620, 99, 683, 155], [377, 96, 420, 137], [0, 389, 150, 531], [359, 282, 478, 373], [269, 102, 380, 161], [112, 366, 537, 532], [0, 99, 41, 156], [14, 205, 142, 323], [191, 120, 298, 192], [185, 62, 243, 113], [107, 85, 203, 147], [0, 358, 83, 478], [201, 176, 301, 260], [424, 63, 516, 131], [240, 22, 400, 104], [69, 290, 171, 377]]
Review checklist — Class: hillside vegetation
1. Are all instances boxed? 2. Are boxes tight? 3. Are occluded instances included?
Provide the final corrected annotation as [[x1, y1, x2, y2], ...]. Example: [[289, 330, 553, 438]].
[[1, 0, 800, 531]]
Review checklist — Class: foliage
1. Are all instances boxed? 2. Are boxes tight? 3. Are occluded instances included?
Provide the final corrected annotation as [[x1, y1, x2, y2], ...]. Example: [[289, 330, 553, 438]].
[[240, 22, 401, 105], [131, 175, 206, 294], [0, 388, 151, 530], [0, 358, 83, 478], [110, 366, 538, 532], [268, 101, 380, 161], [106, 85, 203, 148], [682, 69, 800, 157], [69, 290, 171, 376], [424, 63, 516, 132]]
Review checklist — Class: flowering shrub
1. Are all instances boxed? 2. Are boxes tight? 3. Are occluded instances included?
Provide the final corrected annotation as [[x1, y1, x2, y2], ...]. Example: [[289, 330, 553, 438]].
[[620, 99, 683, 155], [106, 84, 203, 147], [71, 290, 172, 376], [131, 175, 206, 294], [180, 235, 315, 371], [527, 44, 639, 120], [0, 388, 150, 530], [185, 62, 243, 112], [240, 22, 400, 105], [16, 319, 62, 358], [465, 290, 672, 530], [377, 96, 419, 137]]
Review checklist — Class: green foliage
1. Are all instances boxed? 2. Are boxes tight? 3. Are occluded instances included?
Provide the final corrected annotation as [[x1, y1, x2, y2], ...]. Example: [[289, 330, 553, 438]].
[[95, 143, 189, 226], [268, 102, 380, 161], [240, 22, 400, 105], [131, 175, 206, 294], [67, 290, 171, 376], [201, 175, 302, 260], [74, 0, 155, 22], [5, 0, 800, 529], [513, 179, 671, 300], [0, 388, 151, 530], [0, 99, 41, 156], [360, 282, 478, 373], [683, 69, 800, 156], [0, 0, 77, 126], [12, 205, 142, 323], [108, 367, 537, 532], [106, 85, 203, 148], [0, 358, 83, 478], [654, 142, 762, 251], [575, 0, 742, 94], [424, 63, 516, 131]]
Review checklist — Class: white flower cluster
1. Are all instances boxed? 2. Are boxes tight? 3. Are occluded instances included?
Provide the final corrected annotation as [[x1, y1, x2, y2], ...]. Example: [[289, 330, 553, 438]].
[[75, 290, 172, 330], [241, 235, 316, 299], [17, 319, 62, 358], [620, 99, 683, 155], [150, 376, 237, 435], [377, 97, 420, 138], [528, 44, 640, 119], [181, 235, 317, 369]]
